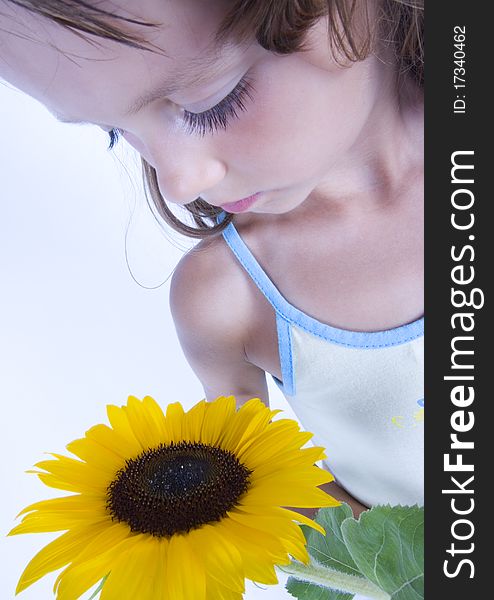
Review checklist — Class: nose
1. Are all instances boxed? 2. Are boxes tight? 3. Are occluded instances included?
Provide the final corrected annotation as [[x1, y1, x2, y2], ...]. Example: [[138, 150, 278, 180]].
[[153, 147, 227, 206]]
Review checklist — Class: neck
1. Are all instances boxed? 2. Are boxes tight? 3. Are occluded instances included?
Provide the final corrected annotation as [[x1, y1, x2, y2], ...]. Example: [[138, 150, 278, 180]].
[[310, 64, 423, 215]]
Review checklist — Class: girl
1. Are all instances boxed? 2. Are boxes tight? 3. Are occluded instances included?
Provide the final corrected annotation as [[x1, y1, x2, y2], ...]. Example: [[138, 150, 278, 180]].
[[0, 0, 424, 516]]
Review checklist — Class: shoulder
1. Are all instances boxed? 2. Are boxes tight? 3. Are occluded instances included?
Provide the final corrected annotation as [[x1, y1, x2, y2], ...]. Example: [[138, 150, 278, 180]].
[[169, 233, 257, 358], [169, 233, 269, 402]]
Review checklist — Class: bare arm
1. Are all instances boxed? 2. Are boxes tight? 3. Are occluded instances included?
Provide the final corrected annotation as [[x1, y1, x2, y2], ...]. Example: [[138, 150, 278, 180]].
[[170, 241, 269, 408]]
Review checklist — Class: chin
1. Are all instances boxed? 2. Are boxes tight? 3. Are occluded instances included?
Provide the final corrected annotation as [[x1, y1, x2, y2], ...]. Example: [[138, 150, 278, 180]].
[[252, 195, 307, 215]]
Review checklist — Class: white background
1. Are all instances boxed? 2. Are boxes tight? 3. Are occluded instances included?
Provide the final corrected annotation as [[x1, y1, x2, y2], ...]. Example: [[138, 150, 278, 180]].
[[0, 81, 330, 600]]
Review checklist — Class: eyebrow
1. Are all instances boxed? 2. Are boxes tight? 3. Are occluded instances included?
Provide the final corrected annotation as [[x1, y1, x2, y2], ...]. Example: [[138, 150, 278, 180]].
[[53, 50, 229, 126]]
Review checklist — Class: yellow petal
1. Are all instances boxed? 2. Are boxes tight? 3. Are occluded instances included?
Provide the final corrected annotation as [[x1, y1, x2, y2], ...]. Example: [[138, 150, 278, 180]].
[[106, 404, 143, 454], [224, 517, 289, 562], [226, 510, 308, 563], [242, 480, 339, 508], [55, 535, 141, 600], [218, 398, 277, 452], [188, 525, 245, 594], [123, 396, 168, 449], [237, 504, 327, 536], [183, 399, 207, 442], [227, 509, 304, 543], [34, 472, 91, 493], [165, 402, 185, 443], [99, 537, 165, 600], [199, 396, 236, 446], [261, 466, 334, 487], [142, 396, 170, 442], [53, 522, 135, 592], [158, 538, 169, 600], [230, 400, 280, 455], [9, 513, 107, 536], [216, 520, 283, 585], [249, 446, 328, 481], [166, 533, 206, 600], [251, 465, 334, 490], [65, 438, 123, 475], [237, 420, 313, 466], [236, 425, 300, 465], [14, 521, 107, 594], [33, 455, 112, 491], [204, 576, 244, 600], [66, 522, 132, 566], [15, 494, 102, 520], [85, 424, 140, 460]]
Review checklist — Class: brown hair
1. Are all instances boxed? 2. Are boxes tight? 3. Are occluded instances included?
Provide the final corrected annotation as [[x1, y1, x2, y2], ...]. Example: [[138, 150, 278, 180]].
[[2, 0, 424, 239]]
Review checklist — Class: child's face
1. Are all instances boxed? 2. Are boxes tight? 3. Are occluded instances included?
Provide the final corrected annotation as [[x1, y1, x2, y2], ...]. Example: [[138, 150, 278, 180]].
[[1, 0, 382, 215]]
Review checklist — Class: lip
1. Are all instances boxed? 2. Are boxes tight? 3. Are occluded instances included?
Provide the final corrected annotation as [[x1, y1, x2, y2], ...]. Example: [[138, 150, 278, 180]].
[[220, 193, 261, 214]]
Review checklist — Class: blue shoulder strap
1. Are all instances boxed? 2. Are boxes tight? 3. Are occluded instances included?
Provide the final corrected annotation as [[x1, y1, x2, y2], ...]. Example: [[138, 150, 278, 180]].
[[218, 213, 296, 396], [218, 213, 424, 350]]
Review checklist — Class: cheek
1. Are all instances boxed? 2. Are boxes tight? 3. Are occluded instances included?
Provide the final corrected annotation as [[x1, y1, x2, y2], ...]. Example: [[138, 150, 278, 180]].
[[220, 83, 326, 180], [120, 130, 154, 164], [223, 59, 374, 181]]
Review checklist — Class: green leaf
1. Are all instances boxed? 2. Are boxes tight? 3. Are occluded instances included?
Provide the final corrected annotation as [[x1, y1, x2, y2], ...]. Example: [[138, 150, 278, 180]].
[[286, 575, 353, 600], [284, 504, 423, 599], [87, 574, 108, 600], [307, 504, 361, 577], [284, 504, 360, 599], [341, 505, 424, 600]]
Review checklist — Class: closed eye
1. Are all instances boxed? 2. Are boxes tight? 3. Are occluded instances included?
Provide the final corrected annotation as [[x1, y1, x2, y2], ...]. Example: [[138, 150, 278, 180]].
[[182, 75, 255, 137], [106, 75, 255, 149]]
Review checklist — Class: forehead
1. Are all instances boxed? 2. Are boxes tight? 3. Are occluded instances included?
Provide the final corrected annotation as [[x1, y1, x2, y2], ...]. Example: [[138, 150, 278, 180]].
[[0, 0, 245, 122]]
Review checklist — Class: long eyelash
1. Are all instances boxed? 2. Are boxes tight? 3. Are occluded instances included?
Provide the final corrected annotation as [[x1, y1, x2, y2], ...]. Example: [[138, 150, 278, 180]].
[[105, 77, 254, 146], [183, 76, 255, 137], [107, 128, 121, 150]]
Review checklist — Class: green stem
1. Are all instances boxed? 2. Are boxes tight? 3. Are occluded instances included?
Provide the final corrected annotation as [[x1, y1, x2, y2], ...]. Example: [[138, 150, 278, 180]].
[[277, 560, 391, 600]]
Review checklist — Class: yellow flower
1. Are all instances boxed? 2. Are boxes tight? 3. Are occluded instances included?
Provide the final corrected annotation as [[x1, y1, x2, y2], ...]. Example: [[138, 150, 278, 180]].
[[9, 395, 338, 599]]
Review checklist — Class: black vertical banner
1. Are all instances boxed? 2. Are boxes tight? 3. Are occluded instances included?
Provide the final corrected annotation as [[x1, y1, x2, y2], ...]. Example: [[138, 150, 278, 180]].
[[426, 2, 490, 598]]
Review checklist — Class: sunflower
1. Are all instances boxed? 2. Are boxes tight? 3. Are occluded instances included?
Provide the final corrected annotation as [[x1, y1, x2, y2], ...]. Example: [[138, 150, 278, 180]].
[[9, 395, 338, 599]]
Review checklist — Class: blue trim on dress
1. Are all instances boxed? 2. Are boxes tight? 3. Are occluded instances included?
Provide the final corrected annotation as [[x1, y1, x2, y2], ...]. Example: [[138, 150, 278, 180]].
[[275, 314, 295, 396], [221, 217, 424, 350]]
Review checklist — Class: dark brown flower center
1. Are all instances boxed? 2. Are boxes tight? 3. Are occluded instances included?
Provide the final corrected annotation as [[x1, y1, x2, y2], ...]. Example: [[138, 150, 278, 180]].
[[106, 441, 252, 537]]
